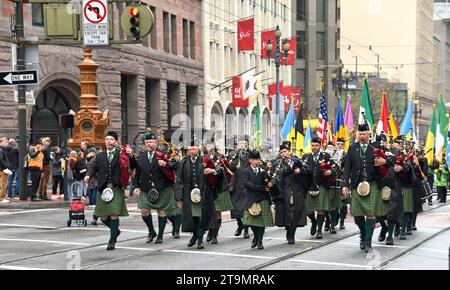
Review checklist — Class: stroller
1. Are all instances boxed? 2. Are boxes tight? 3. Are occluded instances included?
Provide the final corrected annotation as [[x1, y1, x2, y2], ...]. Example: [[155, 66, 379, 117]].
[[67, 181, 87, 227]]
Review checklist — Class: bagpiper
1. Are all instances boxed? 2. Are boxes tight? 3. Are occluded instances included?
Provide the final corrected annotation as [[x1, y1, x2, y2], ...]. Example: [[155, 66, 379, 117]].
[[342, 122, 389, 253], [228, 135, 251, 239], [334, 137, 348, 229], [133, 132, 178, 244], [304, 137, 338, 239], [174, 139, 218, 249], [84, 131, 135, 250], [271, 141, 308, 244], [204, 139, 234, 244], [242, 149, 274, 249]]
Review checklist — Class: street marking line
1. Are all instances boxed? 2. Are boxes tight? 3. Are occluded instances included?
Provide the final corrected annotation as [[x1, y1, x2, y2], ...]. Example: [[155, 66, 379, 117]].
[[221, 235, 325, 243], [417, 248, 448, 254], [112, 246, 155, 251], [0, 223, 57, 229], [0, 237, 89, 246], [163, 249, 275, 260], [339, 242, 408, 249], [0, 209, 60, 215], [290, 259, 369, 269], [0, 265, 52, 270]]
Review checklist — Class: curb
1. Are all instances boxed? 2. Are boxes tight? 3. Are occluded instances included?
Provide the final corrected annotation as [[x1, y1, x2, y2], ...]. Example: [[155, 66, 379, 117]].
[[0, 197, 139, 209]]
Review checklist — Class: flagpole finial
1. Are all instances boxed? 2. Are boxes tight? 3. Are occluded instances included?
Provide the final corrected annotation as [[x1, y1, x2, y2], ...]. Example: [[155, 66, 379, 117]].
[[320, 77, 325, 92]]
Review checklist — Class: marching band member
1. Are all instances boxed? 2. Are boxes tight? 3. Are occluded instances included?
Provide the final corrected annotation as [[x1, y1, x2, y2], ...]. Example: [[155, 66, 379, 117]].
[[271, 141, 308, 245], [242, 149, 274, 249], [228, 135, 251, 239], [174, 139, 218, 249], [133, 132, 178, 244], [335, 137, 348, 229], [304, 137, 337, 239], [84, 131, 136, 251]]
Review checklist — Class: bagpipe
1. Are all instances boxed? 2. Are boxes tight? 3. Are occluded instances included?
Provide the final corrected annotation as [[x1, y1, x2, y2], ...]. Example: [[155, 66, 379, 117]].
[[202, 155, 218, 188], [319, 158, 337, 184], [155, 150, 176, 184], [372, 146, 391, 177]]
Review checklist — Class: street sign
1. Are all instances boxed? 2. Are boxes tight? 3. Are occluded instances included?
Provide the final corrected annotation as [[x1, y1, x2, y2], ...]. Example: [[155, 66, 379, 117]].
[[0, 70, 38, 86], [82, 0, 109, 46], [13, 90, 35, 105]]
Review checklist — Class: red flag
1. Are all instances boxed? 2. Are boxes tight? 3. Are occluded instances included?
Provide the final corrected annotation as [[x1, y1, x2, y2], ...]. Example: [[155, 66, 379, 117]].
[[281, 86, 292, 112], [376, 92, 390, 135], [232, 76, 248, 108], [261, 29, 276, 59], [281, 38, 297, 65], [268, 82, 283, 111], [237, 18, 254, 51], [292, 87, 301, 113]]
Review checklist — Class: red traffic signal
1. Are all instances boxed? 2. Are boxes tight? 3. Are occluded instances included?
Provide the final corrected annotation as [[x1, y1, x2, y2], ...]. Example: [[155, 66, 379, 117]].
[[129, 7, 139, 17]]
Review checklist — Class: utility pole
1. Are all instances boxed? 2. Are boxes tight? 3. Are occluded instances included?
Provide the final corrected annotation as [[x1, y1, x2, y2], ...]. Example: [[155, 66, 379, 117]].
[[14, 0, 28, 201]]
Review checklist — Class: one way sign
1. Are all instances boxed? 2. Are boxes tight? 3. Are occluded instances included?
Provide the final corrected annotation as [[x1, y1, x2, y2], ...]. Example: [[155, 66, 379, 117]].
[[0, 70, 38, 86]]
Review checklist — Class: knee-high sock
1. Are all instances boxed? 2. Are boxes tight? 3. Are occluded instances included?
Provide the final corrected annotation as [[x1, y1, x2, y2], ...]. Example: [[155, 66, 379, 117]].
[[214, 219, 222, 238], [307, 213, 316, 225], [157, 216, 168, 237], [109, 218, 119, 240], [411, 212, 417, 227], [142, 215, 156, 235], [192, 217, 200, 238], [387, 220, 396, 238], [102, 217, 111, 229], [317, 214, 325, 232], [237, 218, 243, 227], [257, 227, 264, 243], [377, 216, 388, 230], [167, 215, 175, 225], [365, 219, 376, 245], [330, 210, 338, 228], [324, 212, 331, 225], [354, 216, 366, 240], [400, 214, 408, 234], [174, 215, 182, 231]]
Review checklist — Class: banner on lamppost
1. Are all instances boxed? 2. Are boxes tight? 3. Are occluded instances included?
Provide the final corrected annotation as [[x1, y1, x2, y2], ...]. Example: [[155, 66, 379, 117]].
[[237, 18, 254, 51], [280, 37, 297, 65], [268, 81, 283, 111], [261, 28, 276, 59]]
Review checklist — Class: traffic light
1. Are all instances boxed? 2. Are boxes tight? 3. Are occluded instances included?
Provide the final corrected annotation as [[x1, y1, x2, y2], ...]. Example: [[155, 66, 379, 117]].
[[120, 5, 154, 39], [129, 7, 140, 38]]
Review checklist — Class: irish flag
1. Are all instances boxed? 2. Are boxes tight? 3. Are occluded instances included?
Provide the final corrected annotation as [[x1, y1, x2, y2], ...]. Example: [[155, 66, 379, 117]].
[[358, 79, 374, 129], [435, 96, 448, 163]]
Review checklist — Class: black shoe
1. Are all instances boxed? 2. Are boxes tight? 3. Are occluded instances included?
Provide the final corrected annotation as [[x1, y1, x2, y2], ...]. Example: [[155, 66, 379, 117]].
[[188, 235, 197, 247], [173, 230, 180, 239], [172, 226, 176, 237], [406, 229, 412, 235], [155, 235, 163, 244], [146, 232, 157, 243], [243, 228, 250, 239], [428, 201, 433, 206], [330, 227, 337, 234], [394, 226, 400, 237], [324, 221, 330, 232], [364, 244, 372, 253], [234, 225, 244, 236], [310, 222, 317, 236], [386, 237, 394, 245], [211, 236, 218, 244], [411, 226, 417, 231], [91, 220, 98, 226], [339, 220, 345, 230], [106, 238, 115, 251], [399, 232, 406, 240], [257, 242, 264, 250], [315, 231, 322, 239], [197, 240, 204, 249], [31, 197, 41, 201], [378, 227, 387, 242], [359, 239, 366, 250], [206, 230, 213, 243], [288, 238, 295, 245], [251, 238, 257, 248]]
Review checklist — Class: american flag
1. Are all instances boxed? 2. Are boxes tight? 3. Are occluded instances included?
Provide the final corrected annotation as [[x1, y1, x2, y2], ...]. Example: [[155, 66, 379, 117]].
[[317, 93, 329, 143]]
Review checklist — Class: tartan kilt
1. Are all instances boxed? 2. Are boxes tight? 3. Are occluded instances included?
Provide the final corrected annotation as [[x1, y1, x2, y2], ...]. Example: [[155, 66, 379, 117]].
[[191, 202, 202, 217], [329, 187, 342, 209], [305, 185, 332, 212], [340, 196, 351, 205], [403, 187, 414, 213], [171, 206, 183, 216], [94, 187, 128, 217], [138, 186, 175, 213], [243, 200, 274, 227], [214, 191, 234, 212], [351, 182, 387, 217]]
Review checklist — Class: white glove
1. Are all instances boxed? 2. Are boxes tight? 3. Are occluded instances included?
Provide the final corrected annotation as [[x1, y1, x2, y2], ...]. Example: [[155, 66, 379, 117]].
[[2, 169, 12, 176]]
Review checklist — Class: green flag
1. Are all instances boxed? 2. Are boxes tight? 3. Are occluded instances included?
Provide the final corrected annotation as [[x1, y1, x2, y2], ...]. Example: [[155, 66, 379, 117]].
[[358, 79, 374, 130], [425, 102, 436, 165], [435, 96, 448, 163], [254, 100, 262, 149]]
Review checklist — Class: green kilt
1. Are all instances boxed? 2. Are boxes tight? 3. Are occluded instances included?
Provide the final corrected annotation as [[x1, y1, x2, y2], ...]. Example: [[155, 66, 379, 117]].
[[329, 187, 342, 209], [171, 206, 183, 216], [403, 187, 414, 213], [214, 191, 234, 211], [305, 186, 332, 212], [95, 187, 128, 217], [351, 182, 387, 217], [341, 196, 351, 205], [191, 201, 202, 217], [138, 186, 175, 213], [243, 200, 274, 227]]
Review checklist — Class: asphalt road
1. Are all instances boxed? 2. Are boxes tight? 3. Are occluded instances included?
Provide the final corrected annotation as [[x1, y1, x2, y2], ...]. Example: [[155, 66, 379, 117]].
[[0, 202, 449, 270]]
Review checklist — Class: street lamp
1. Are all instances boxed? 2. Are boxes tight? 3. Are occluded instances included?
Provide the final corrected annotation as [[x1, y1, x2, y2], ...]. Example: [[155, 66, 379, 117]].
[[331, 59, 345, 97], [413, 99, 422, 143], [266, 25, 290, 150]]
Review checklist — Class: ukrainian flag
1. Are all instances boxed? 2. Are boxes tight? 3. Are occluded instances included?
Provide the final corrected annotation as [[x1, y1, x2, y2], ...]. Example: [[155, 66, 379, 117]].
[[281, 101, 296, 142], [400, 100, 415, 141], [333, 98, 348, 150], [304, 118, 313, 153]]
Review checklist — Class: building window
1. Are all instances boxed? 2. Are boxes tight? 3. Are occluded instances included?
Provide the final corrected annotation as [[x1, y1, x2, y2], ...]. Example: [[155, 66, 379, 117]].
[[163, 11, 170, 53], [210, 42, 215, 79], [336, 29, 340, 61], [120, 75, 128, 144], [272, 0, 276, 17], [149, 6, 157, 49], [183, 19, 189, 57], [296, 31, 306, 59], [297, 0, 306, 21], [316, 0, 326, 23], [190, 21, 196, 59], [316, 32, 325, 60], [32, 3, 44, 26], [145, 79, 160, 127], [263, 0, 267, 12], [171, 14, 177, 55]]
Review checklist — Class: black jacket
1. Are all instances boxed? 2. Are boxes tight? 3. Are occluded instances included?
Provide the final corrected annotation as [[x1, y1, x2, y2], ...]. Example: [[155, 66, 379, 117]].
[[302, 151, 337, 190], [134, 151, 177, 192], [242, 166, 271, 209], [344, 143, 379, 189], [5, 145, 19, 170], [0, 147, 10, 171]]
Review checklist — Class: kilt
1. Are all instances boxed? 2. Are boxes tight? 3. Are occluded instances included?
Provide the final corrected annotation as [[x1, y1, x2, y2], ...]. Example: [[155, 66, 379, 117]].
[[305, 185, 331, 212], [243, 200, 274, 227], [171, 206, 182, 216], [341, 196, 351, 205], [330, 187, 342, 209], [214, 191, 234, 211], [403, 187, 414, 213], [351, 182, 387, 217], [138, 186, 175, 213], [191, 202, 202, 217], [94, 187, 128, 217]]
